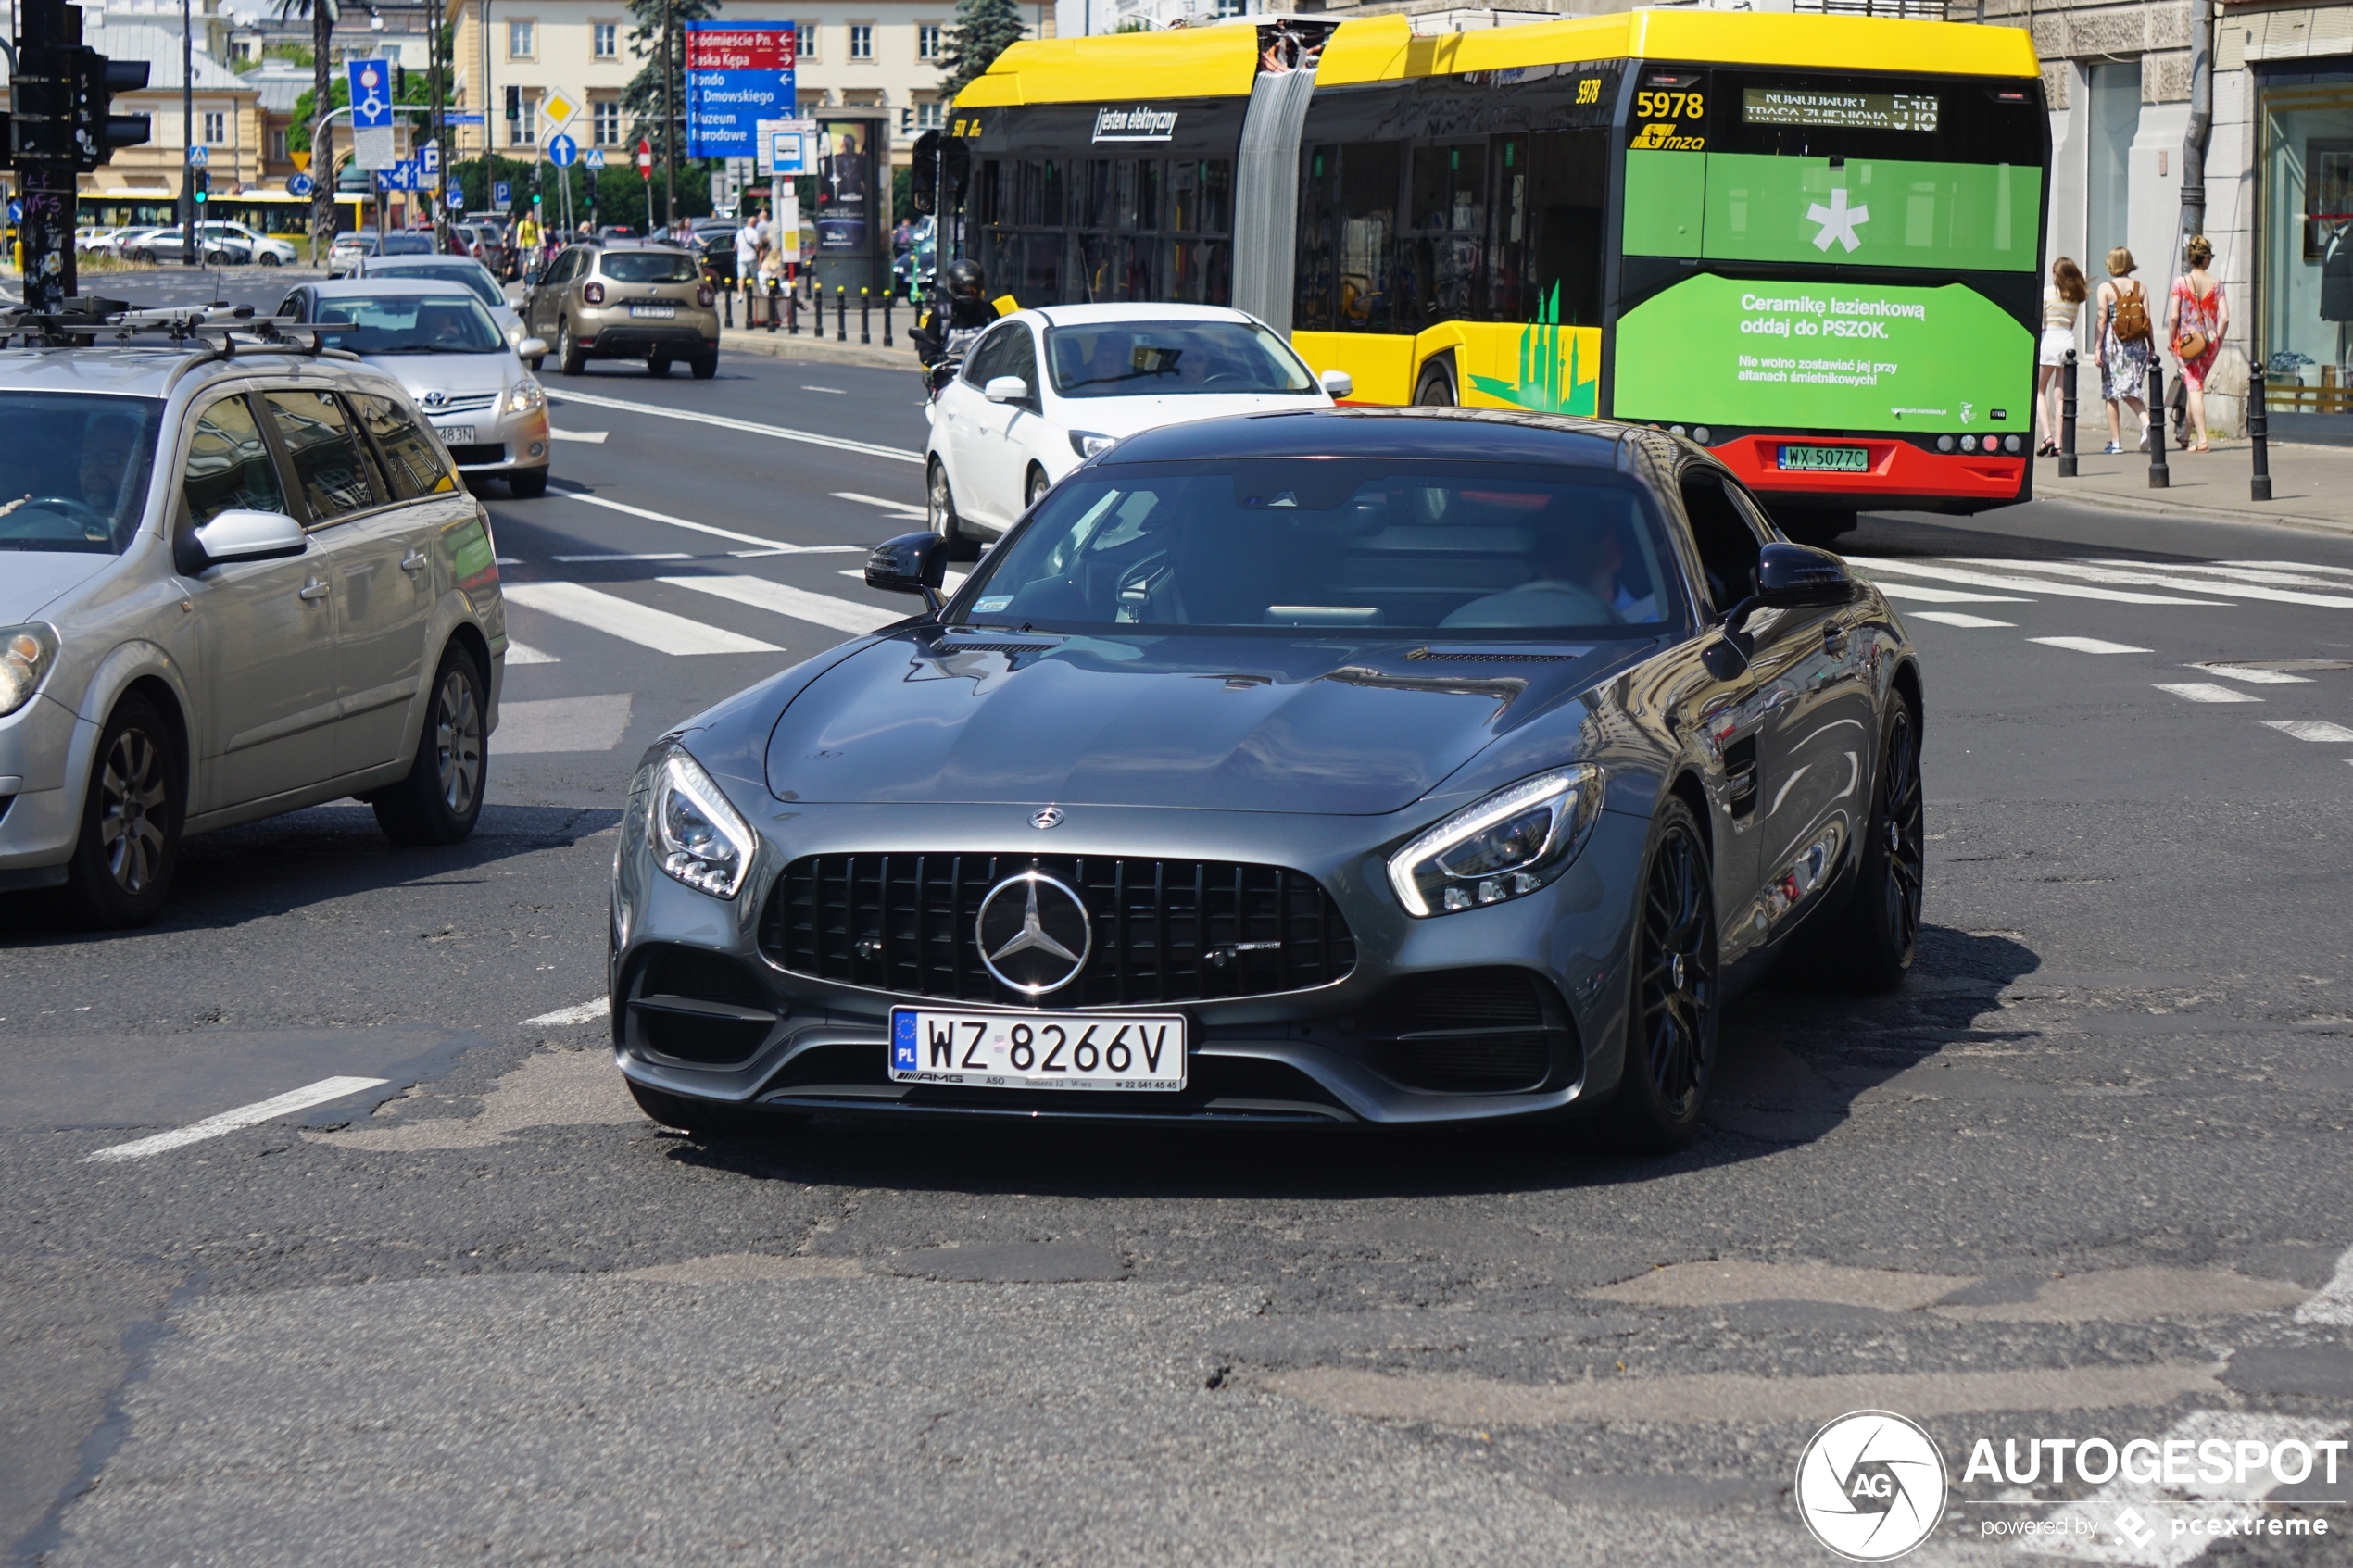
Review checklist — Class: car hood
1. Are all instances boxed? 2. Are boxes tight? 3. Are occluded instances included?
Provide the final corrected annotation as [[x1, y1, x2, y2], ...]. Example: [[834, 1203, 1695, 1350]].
[[763, 633, 1626, 814], [359, 349, 520, 401], [1051, 392, 1330, 440], [0, 551, 117, 621]]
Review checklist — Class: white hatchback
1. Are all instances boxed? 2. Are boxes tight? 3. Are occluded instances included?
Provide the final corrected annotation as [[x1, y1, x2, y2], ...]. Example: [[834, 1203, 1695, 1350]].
[[923, 303, 1347, 554]]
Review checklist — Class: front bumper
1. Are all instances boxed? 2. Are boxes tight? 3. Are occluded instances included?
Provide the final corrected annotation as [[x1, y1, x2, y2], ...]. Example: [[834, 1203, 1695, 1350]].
[[610, 796, 1653, 1129], [431, 405, 552, 473], [0, 689, 83, 884]]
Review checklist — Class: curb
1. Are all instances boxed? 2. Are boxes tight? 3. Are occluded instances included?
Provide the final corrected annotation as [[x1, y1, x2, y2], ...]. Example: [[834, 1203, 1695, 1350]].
[[2032, 483, 2353, 538], [720, 328, 915, 372]]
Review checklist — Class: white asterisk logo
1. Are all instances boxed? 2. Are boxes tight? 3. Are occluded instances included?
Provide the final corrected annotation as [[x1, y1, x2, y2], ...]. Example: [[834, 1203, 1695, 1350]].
[[1807, 187, 1871, 253]]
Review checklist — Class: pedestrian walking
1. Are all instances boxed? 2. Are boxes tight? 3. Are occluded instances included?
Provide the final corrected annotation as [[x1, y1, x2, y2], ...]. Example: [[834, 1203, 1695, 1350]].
[[2094, 246, 2155, 454], [2036, 257, 2089, 456], [2166, 235, 2230, 453], [735, 209, 763, 292]]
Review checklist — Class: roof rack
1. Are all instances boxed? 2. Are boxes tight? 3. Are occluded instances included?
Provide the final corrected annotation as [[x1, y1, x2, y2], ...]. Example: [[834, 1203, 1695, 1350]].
[[0, 298, 362, 386]]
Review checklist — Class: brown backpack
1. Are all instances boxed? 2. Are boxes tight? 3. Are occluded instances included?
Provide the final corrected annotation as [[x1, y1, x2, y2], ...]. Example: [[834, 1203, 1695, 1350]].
[[2112, 282, 2152, 344]]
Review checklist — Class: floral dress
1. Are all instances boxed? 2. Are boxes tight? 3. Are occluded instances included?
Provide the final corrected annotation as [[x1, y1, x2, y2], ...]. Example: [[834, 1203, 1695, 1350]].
[[2170, 276, 2224, 388], [2098, 282, 2153, 403]]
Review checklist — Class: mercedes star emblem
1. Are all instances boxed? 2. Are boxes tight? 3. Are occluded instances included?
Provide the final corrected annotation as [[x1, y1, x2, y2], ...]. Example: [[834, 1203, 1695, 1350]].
[[1030, 806, 1064, 830], [974, 872, 1092, 995]]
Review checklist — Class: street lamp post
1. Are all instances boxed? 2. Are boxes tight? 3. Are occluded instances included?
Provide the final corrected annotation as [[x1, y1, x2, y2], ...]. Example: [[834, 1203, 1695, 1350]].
[[661, 0, 675, 230], [182, 0, 195, 266]]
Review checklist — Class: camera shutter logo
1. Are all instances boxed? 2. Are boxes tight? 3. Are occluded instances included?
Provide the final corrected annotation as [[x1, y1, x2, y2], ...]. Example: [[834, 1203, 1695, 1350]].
[[1794, 1410, 1947, 1562]]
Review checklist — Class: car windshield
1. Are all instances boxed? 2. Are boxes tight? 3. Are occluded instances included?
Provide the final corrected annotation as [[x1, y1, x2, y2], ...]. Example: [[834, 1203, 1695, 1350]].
[[370, 262, 503, 308], [0, 395, 164, 555], [959, 462, 1685, 637], [599, 251, 700, 283], [1044, 320, 1316, 399], [381, 232, 435, 255], [312, 293, 507, 354]]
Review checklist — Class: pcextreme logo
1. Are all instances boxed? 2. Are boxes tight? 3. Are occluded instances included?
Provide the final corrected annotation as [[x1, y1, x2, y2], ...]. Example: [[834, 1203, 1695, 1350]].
[[1629, 122, 1705, 151]]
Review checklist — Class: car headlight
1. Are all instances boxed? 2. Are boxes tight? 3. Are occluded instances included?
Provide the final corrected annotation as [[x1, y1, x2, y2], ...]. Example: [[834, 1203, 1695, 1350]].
[[0, 624, 59, 719], [1387, 766, 1604, 917], [648, 746, 757, 898], [505, 379, 546, 415], [1068, 431, 1116, 460]]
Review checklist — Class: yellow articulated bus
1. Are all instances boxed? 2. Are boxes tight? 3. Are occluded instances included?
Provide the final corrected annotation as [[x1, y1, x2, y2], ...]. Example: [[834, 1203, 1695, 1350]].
[[926, 8, 2049, 536]]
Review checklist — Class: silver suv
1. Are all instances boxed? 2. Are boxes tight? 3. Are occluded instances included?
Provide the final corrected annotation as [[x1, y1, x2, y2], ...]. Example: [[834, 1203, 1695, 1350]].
[[0, 325, 510, 926]]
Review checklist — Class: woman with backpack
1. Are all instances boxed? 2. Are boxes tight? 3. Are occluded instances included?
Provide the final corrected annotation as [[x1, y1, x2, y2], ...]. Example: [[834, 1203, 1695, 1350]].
[[2095, 246, 2155, 454], [2166, 235, 2230, 453]]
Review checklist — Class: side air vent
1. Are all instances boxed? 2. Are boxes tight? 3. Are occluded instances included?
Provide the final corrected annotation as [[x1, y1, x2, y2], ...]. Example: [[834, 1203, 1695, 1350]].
[[625, 944, 784, 1067], [1368, 968, 1579, 1093]]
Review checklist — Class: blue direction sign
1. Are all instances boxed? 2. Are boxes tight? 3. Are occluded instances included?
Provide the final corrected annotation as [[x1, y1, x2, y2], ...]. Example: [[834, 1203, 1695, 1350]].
[[347, 60, 395, 129], [585, 147, 607, 170], [684, 22, 796, 160], [286, 172, 315, 197], [546, 133, 578, 169], [493, 181, 511, 206], [373, 160, 421, 193]]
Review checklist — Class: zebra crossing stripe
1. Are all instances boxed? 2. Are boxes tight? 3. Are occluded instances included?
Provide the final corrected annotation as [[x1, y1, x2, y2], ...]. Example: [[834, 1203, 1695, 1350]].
[[503, 582, 782, 656], [659, 574, 900, 635], [2260, 719, 2353, 743], [2154, 682, 2264, 704], [1850, 558, 2225, 607], [1954, 558, 2353, 609]]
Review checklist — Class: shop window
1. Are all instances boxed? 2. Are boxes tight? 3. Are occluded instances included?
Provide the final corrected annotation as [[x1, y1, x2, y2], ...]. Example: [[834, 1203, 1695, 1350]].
[[2263, 80, 2353, 420]]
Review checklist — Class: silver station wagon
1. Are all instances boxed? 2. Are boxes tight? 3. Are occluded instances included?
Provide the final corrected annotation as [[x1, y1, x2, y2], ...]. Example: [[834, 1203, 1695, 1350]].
[[0, 310, 510, 925]]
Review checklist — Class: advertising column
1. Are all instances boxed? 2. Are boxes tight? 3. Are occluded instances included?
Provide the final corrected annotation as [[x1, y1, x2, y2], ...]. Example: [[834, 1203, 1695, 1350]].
[[812, 118, 890, 306]]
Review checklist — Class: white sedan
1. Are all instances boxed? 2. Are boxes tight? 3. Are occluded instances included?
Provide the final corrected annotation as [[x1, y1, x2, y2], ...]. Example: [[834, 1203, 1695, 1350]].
[[924, 303, 1349, 555]]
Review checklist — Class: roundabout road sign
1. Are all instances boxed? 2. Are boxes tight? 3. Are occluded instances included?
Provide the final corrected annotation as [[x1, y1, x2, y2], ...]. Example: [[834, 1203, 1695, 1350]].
[[286, 173, 315, 197]]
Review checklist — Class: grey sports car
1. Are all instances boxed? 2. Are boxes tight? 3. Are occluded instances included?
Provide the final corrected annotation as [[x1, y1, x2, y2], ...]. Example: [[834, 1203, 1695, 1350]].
[[609, 408, 1925, 1149]]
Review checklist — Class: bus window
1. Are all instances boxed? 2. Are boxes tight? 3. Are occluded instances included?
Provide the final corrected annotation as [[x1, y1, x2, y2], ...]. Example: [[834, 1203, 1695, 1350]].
[[1296, 145, 1340, 330], [1336, 142, 1401, 332], [1405, 143, 1487, 325], [1525, 130, 1609, 328]]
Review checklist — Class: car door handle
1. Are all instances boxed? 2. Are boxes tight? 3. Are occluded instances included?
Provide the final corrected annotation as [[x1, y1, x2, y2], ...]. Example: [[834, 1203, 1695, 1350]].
[[298, 577, 331, 600], [1822, 623, 1849, 656], [400, 550, 428, 573]]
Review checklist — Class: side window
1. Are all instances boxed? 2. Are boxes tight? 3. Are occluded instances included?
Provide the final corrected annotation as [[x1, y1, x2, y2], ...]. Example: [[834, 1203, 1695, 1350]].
[[182, 395, 287, 526], [998, 326, 1038, 395], [1679, 469, 1764, 617], [261, 389, 383, 522], [353, 393, 458, 500], [1723, 482, 1780, 543], [278, 291, 306, 320], [962, 323, 1018, 386], [557, 250, 585, 284]]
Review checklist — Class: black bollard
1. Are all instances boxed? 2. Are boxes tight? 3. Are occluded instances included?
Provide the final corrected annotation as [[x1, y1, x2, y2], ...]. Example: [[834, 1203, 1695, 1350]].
[[837, 286, 848, 344], [786, 287, 798, 335], [2249, 365, 2271, 502], [2146, 361, 2170, 488], [861, 287, 872, 345], [724, 286, 734, 330], [884, 295, 893, 348], [767, 279, 781, 333], [2058, 350, 2078, 478]]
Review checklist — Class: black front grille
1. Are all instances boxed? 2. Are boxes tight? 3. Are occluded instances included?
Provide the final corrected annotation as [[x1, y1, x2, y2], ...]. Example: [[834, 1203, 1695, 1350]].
[[761, 854, 1356, 1009], [447, 443, 507, 467]]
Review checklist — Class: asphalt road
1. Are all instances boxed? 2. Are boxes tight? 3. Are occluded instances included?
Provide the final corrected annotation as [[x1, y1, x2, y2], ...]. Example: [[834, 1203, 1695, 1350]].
[[4, 301, 2352, 1565]]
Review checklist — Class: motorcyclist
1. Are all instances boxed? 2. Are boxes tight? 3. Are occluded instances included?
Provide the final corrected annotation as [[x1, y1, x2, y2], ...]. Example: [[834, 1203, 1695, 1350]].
[[911, 258, 1000, 379]]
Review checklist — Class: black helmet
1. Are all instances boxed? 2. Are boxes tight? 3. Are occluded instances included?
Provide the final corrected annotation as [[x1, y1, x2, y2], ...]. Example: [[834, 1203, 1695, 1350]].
[[944, 258, 985, 301]]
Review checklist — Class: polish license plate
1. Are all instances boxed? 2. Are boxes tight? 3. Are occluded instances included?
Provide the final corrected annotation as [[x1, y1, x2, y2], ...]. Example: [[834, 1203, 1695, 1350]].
[[1777, 444, 1870, 473], [629, 302, 679, 319], [889, 1009, 1187, 1091], [434, 424, 476, 445]]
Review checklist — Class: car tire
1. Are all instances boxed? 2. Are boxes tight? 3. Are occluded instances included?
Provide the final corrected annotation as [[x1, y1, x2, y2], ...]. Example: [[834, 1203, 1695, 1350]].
[[627, 1080, 792, 1138], [1601, 795, 1719, 1154], [507, 468, 549, 498], [927, 458, 982, 561], [259, 253, 281, 267], [648, 355, 672, 377], [1025, 466, 1052, 512], [558, 320, 586, 377], [62, 694, 183, 930], [1823, 690, 1925, 993], [690, 352, 719, 380], [1412, 358, 1457, 407], [372, 643, 488, 848]]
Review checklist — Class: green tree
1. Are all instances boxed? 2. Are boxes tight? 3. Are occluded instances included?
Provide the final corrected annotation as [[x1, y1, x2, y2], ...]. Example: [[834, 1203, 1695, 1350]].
[[941, 0, 1027, 100], [621, 0, 721, 169], [273, 0, 337, 249]]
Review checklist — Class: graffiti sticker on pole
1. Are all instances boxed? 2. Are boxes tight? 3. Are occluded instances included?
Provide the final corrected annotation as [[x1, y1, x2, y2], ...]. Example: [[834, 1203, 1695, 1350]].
[[684, 22, 797, 161]]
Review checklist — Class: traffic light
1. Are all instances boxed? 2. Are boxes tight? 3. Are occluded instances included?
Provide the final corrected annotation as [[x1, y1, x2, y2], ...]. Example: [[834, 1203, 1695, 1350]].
[[73, 49, 150, 169], [394, 64, 407, 97], [506, 85, 522, 124], [193, 168, 209, 204]]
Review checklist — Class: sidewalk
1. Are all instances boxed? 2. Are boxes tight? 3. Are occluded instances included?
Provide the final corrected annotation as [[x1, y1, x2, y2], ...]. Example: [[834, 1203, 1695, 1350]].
[[719, 321, 917, 373], [2032, 437, 2353, 536]]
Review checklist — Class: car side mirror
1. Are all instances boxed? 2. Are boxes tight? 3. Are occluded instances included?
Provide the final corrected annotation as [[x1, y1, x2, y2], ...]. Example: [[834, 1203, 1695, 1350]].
[[984, 375, 1029, 405], [517, 337, 548, 359], [864, 530, 949, 613], [1755, 541, 1856, 609], [191, 508, 305, 569], [1318, 369, 1353, 399]]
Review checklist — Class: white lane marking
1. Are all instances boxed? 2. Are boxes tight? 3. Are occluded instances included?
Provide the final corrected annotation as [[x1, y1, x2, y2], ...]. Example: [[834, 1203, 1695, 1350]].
[[1849, 558, 2226, 607], [503, 581, 782, 656], [659, 573, 898, 635], [84, 1076, 390, 1163], [2221, 558, 2353, 579], [552, 490, 862, 555], [2095, 558, 2353, 591], [496, 556, 526, 565], [1912, 611, 2017, 629], [497, 693, 635, 754], [552, 552, 692, 563], [2187, 663, 2313, 684], [523, 998, 610, 1028], [548, 428, 610, 444], [831, 490, 928, 518], [503, 641, 560, 665], [544, 387, 924, 465], [1952, 557, 2353, 609], [2260, 718, 2353, 743], [2031, 636, 2155, 654], [800, 384, 848, 395], [2154, 682, 2264, 704], [1864, 581, 2034, 605]]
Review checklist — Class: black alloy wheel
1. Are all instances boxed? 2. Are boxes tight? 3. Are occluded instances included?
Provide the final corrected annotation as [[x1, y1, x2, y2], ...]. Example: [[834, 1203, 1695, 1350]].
[[1830, 694, 1924, 992], [373, 645, 488, 847], [63, 695, 182, 928], [1605, 796, 1719, 1152]]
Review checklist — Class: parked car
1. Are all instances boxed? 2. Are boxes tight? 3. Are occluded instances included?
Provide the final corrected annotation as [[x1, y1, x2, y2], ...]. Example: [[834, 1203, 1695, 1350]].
[[278, 279, 552, 497], [350, 254, 525, 347], [0, 318, 510, 926], [519, 240, 720, 378], [327, 232, 381, 277], [133, 230, 252, 266], [925, 303, 1343, 553], [197, 220, 301, 267], [608, 408, 1924, 1148]]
